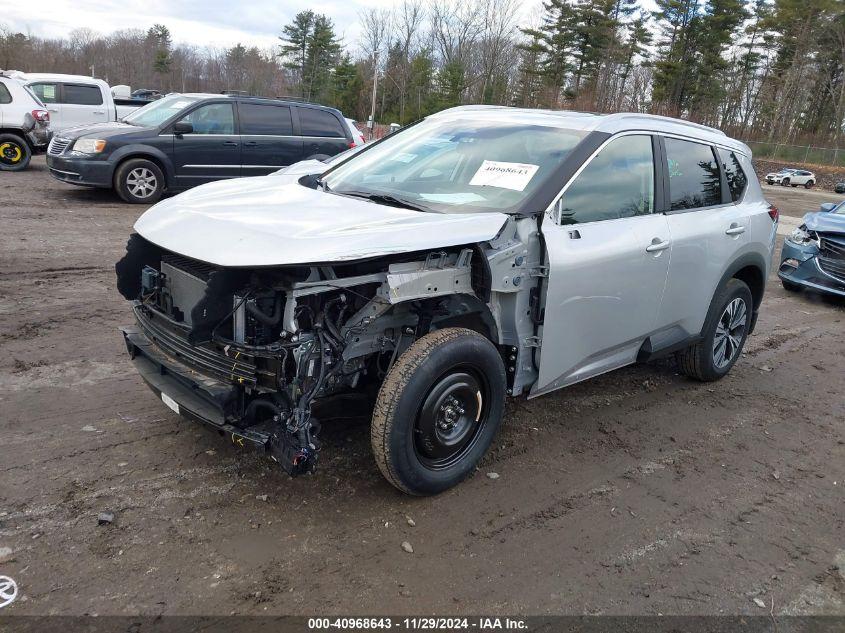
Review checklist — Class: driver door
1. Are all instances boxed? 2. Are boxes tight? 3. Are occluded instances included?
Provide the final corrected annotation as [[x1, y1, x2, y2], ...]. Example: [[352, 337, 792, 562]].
[[171, 102, 241, 185], [533, 134, 671, 395]]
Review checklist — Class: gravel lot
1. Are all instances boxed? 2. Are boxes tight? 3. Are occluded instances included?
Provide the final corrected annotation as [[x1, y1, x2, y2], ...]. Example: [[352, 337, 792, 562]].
[[1, 157, 843, 616]]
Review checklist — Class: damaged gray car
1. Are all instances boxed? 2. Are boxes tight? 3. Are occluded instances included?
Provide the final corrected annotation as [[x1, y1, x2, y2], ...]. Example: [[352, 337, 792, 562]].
[[116, 106, 777, 495]]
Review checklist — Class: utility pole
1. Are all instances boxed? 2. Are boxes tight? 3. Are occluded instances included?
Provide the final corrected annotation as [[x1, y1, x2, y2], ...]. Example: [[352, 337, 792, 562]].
[[369, 53, 378, 141], [90, 65, 95, 78]]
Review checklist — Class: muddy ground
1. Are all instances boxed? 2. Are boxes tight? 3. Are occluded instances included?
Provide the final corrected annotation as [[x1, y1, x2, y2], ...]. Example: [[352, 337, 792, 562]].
[[0, 157, 843, 616]]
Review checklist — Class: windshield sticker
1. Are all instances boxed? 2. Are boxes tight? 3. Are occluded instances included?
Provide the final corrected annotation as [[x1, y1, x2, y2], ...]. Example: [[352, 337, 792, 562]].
[[42, 85, 56, 100], [390, 153, 417, 163], [469, 160, 539, 191], [170, 100, 191, 109], [419, 192, 486, 205]]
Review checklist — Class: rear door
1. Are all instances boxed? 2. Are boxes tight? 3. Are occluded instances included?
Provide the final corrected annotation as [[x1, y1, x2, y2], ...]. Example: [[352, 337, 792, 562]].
[[296, 107, 349, 158], [170, 101, 241, 184], [237, 102, 302, 174], [655, 137, 751, 338], [534, 133, 671, 395], [61, 83, 109, 128]]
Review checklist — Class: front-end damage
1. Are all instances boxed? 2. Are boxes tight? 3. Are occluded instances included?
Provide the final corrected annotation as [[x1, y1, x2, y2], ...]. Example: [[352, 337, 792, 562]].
[[116, 216, 542, 477]]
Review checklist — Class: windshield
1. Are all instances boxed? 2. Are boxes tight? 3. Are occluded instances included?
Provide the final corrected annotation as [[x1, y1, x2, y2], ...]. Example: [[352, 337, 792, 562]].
[[123, 94, 203, 127], [322, 116, 587, 214], [834, 201, 845, 215]]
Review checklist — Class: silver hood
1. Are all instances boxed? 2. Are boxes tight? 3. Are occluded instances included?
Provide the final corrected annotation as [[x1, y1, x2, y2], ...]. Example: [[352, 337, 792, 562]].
[[134, 177, 509, 267]]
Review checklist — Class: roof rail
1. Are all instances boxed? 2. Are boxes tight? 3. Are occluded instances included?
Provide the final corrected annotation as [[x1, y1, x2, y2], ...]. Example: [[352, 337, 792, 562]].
[[221, 90, 261, 97], [609, 112, 726, 136]]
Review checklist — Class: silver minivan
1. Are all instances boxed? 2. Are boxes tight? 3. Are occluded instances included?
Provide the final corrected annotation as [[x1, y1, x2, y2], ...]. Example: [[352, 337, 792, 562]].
[[117, 106, 778, 495]]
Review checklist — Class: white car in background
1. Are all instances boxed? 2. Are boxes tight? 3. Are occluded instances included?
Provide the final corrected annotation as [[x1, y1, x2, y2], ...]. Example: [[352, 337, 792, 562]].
[[766, 168, 815, 188], [12, 73, 147, 132], [0, 73, 51, 170], [272, 143, 365, 180]]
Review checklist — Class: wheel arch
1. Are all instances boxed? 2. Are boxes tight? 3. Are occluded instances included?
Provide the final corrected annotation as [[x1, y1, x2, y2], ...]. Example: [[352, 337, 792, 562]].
[[0, 129, 27, 142], [709, 252, 767, 335], [430, 294, 500, 345], [111, 147, 173, 189]]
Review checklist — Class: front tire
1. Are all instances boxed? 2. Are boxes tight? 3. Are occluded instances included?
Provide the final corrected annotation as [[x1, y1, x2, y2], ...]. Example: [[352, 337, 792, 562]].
[[115, 158, 164, 204], [371, 328, 506, 495], [781, 279, 802, 292], [0, 134, 32, 171], [676, 279, 753, 382], [781, 178, 790, 187]]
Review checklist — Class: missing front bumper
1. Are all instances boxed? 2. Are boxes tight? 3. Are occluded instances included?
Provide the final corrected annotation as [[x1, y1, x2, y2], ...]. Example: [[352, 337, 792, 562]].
[[121, 325, 270, 452]]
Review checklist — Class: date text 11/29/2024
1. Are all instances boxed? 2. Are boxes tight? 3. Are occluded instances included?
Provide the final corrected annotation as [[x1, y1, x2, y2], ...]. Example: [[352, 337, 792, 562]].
[[307, 617, 528, 630]]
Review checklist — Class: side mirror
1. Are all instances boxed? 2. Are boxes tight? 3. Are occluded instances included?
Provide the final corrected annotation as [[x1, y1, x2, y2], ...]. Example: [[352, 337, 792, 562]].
[[819, 203, 836, 213], [172, 122, 193, 136]]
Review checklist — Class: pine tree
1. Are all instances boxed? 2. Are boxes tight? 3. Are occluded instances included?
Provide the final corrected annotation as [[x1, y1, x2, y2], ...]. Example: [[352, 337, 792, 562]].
[[279, 11, 341, 101], [147, 25, 172, 76]]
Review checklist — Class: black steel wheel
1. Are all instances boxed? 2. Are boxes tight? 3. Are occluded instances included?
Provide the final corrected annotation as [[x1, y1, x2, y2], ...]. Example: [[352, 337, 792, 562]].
[[371, 328, 506, 495], [414, 367, 491, 471], [0, 134, 31, 171]]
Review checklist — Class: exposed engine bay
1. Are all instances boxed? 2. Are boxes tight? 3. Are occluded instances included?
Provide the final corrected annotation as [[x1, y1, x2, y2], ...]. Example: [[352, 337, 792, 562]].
[[115, 218, 541, 477]]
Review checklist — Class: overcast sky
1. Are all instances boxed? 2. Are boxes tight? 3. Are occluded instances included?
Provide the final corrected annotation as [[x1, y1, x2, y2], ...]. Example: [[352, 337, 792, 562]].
[[3, 0, 545, 53]]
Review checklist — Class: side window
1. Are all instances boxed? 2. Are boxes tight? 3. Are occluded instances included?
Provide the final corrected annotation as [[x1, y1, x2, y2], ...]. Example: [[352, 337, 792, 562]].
[[665, 138, 722, 210], [299, 108, 345, 137], [557, 135, 655, 225], [30, 83, 59, 104], [717, 148, 748, 203], [239, 103, 293, 135], [178, 103, 235, 135], [0, 82, 11, 104], [62, 84, 103, 106]]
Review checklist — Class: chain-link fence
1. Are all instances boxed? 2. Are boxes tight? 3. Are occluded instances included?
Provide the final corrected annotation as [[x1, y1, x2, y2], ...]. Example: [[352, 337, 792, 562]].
[[744, 140, 845, 167]]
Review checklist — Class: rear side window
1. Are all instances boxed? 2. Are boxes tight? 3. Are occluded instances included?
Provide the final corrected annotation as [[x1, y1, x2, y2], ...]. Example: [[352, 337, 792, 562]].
[[0, 82, 11, 104], [239, 103, 293, 135], [665, 138, 722, 210], [718, 148, 748, 203], [30, 83, 59, 104], [299, 108, 345, 137], [63, 84, 103, 106], [558, 134, 655, 225]]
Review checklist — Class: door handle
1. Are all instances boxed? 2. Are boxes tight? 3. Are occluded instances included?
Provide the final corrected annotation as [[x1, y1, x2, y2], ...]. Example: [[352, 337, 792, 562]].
[[93, 110, 105, 115], [243, 141, 258, 147], [48, 108, 59, 113], [646, 239, 671, 253], [222, 141, 239, 146], [725, 224, 746, 236]]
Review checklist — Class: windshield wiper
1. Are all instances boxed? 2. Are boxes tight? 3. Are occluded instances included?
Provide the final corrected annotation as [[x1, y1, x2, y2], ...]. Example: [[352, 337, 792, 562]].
[[335, 190, 431, 213]]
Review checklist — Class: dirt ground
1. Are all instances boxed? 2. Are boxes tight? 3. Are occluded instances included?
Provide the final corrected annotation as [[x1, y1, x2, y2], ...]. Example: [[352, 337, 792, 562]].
[[1, 157, 843, 617]]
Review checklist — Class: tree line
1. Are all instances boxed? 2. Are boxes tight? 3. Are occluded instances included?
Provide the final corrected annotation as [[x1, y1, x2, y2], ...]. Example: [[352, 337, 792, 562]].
[[2, 0, 843, 146]]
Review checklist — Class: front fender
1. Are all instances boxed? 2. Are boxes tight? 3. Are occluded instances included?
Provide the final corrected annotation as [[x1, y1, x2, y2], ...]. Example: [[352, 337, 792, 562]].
[[109, 144, 175, 185]]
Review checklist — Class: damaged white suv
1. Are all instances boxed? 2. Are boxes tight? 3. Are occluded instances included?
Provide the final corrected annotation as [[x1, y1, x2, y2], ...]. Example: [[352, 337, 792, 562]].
[[117, 106, 777, 495]]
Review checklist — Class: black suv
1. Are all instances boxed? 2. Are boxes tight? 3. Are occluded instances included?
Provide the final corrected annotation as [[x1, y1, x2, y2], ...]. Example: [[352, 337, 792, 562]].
[[46, 94, 354, 203]]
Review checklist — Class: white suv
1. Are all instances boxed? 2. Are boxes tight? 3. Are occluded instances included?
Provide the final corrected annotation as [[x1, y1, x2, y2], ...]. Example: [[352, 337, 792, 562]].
[[0, 74, 51, 171], [766, 168, 815, 188], [117, 107, 778, 495]]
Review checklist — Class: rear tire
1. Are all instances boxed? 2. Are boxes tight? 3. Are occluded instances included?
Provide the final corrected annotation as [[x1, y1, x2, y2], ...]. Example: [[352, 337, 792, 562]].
[[676, 279, 753, 382], [115, 158, 164, 204], [0, 134, 31, 171], [804, 180, 814, 189], [371, 328, 506, 496]]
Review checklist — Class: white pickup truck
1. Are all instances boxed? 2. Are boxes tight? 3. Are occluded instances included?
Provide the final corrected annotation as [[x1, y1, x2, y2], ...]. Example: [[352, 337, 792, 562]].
[[10, 73, 149, 133]]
